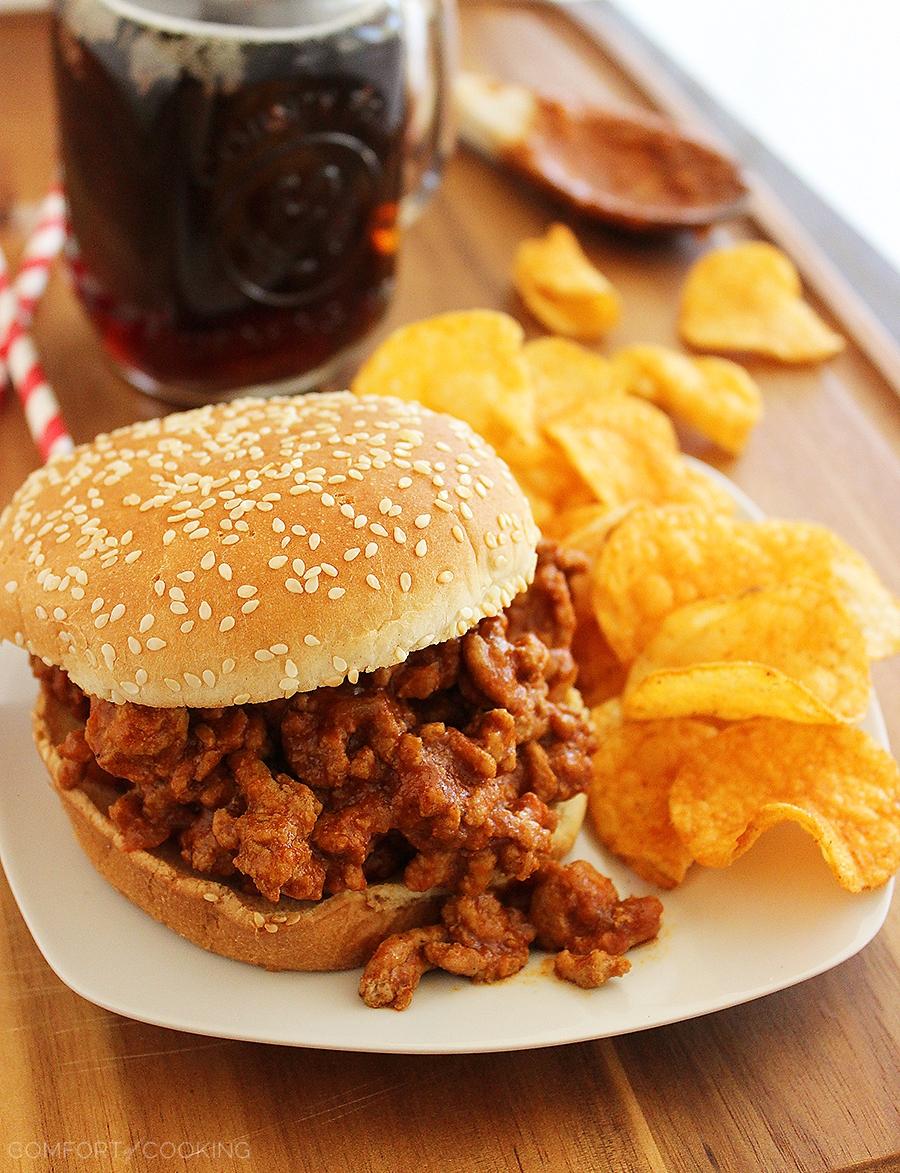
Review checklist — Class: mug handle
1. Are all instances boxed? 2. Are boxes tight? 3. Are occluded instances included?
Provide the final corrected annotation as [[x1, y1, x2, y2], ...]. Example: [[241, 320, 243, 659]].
[[399, 0, 459, 227]]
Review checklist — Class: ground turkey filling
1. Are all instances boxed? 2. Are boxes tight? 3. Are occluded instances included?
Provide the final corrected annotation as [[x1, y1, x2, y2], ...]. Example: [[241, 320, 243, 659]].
[[37, 543, 661, 1008]]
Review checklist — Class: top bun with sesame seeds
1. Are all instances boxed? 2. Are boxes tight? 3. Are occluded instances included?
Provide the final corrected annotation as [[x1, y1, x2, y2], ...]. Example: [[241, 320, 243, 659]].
[[0, 393, 540, 707]]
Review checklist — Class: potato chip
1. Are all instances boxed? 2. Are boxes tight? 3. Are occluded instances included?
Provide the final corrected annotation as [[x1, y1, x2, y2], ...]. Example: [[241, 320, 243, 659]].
[[613, 344, 763, 454], [589, 700, 716, 887], [623, 582, 870, 722], [593, 504, 900, 662], [760, 522, 900, 661], [669, 719, 900, 891], [545, 423, 679, 511], [550, 502, 638, 556], [502, 433, 594, 520], [351, 310, 536, 445], [671, 461, 737, 516], [679, 241, 845, 362], [514, 223, 621, 340], [624, 662, 844, 724], [523, 336, 622, 424]]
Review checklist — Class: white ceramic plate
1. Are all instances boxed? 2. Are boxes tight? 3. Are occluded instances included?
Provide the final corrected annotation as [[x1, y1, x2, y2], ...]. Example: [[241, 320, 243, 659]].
[[0, 464, 893, 1053]]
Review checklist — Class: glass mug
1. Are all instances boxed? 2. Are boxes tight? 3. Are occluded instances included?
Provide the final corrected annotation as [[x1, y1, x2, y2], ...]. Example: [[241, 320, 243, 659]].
[[51, 0, 456, 404]]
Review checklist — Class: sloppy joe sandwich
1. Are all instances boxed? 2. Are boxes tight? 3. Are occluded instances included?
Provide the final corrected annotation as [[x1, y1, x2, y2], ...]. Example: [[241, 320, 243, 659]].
[[0, 392, 660, 1008]]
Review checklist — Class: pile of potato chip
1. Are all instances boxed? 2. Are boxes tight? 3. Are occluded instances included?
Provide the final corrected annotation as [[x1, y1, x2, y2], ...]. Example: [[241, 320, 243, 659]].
[[352, 225, 898, 895], [588, 504, 900, 892]]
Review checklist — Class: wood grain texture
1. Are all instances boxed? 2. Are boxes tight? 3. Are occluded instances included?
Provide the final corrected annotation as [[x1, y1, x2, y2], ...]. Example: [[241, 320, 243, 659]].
[[0, 7, 898, 1172]]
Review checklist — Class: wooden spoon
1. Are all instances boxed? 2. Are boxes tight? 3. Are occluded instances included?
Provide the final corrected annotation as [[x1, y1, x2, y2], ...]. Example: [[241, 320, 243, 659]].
[[454, 73, 749, 232]]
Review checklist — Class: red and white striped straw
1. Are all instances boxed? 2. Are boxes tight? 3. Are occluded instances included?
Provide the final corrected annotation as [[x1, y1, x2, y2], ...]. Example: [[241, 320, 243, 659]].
[[0, 185, 67, 394], [10, 183, 66, 326], [4, 315, 74, 462], [0, 234, 74, 463]]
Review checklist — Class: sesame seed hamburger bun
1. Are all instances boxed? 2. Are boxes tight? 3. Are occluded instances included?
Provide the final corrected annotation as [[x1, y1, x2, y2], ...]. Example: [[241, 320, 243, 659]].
[[0, 393, 540, 706]]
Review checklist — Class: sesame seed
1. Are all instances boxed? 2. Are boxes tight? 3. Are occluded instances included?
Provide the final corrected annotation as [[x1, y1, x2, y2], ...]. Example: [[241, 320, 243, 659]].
[[285, 578, 303, 593], [218, 563, 233, 581], [146, 637, 167, 651], [178, 570, 196, 582], [101, 643, 116, 668], [309, 533, 321, 550], [170, 601, 189, 615], [169, 587, 185, 602], [94, 614, 109, 629], [219, 616, 235, 632], [268, 555, 288, 569], [163, 529, 176, 546], [255, 650, 274, 661], [184, 672, 201, 688], [252, 912, 266, 928], [415, 514, 431, 529], [394, 528, 406, 543], [135, 669, 148, 686], [370, 523, 388, 538], [415, 540, 427, 557], [222, 658, 235, 674], [234, 693, 251, 705], [340, 504, 354, 518], [181, 620, 195, 634], [398, 476, 412, 489], [91, 597, 104, 614], [164, 678, 181, 692], [120, 681, 140, 696], [353, 515, 367, 529], [202, 892, 218, 903], [365, 542, 378, 558], [321, 563, 338, 577], [460, 503, 474, 520], [333, 656, 348, 672], [344, 548, 360, 562], [198, 601, 212, 621], [437, 570, 454, 583], [124, 550, 142, 564], [365, 574, 381, 591], [241, 599, 260, 614], [236, 585, 257, 599], [109, 603, 125, 622], [202, 670, 216, 687], [285, 659, 298, 678], [128, 637, 142, 654], [328, 587, 345, 600], [222, 534, 239, 545], [400, 572, 412, 593], [304, 634, 320, 646], [200, 551, 216, 570]]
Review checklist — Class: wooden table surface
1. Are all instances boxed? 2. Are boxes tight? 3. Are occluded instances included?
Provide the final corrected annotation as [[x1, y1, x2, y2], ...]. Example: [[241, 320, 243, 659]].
[[1, 6, 898, 1171]]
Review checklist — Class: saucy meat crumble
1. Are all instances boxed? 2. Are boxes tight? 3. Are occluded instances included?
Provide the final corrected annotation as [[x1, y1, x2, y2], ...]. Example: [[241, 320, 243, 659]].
[[35, 543, 661, 1005]]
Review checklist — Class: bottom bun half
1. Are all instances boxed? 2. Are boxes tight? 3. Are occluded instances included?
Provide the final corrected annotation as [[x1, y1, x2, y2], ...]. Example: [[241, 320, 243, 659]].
[[33, 691, 587, 972]]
